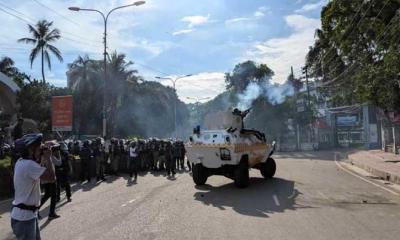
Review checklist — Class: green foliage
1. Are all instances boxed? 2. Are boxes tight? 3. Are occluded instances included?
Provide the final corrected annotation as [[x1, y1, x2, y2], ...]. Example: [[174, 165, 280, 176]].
[[306, 0, 400, 112], [225, 60, 274, 93], [0, 56, 29, 88], [17, 80, 52, 132], [66, 54, 190, 138], [67, 55, 103, 135], [246, 97, 288, 140], [287, 72, 303, 93], [0, 156, 12, 168]]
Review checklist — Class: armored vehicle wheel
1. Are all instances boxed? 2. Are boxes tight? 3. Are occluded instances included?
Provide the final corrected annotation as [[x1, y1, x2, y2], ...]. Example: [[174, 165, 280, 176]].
[[234, 162, 249, 188], [260, 157, 276, 179], [193, 163, 208, 185]]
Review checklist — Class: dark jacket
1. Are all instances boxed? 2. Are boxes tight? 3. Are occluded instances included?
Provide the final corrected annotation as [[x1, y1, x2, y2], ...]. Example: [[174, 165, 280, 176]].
[[79, 146, 92, 161]]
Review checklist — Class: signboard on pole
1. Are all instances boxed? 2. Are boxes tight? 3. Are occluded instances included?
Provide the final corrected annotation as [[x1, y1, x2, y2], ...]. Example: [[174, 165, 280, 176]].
[[52, 95, 73, 131], [296, 98, 305, 112], [336, 115, 357, 127]]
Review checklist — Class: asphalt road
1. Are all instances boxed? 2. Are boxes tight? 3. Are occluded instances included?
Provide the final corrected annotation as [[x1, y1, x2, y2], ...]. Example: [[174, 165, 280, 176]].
[[1, 151, 400, 240]]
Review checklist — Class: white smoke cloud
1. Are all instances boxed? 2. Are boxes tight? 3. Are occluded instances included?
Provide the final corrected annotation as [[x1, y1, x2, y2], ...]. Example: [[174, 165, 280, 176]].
[[236, 80, 294, 110], [237, 82, 262, 110], [265, 82, 294, 104]]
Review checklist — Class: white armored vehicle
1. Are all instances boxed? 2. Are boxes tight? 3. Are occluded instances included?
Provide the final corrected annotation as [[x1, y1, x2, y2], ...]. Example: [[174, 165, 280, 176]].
[[185, 108, 276, 188]]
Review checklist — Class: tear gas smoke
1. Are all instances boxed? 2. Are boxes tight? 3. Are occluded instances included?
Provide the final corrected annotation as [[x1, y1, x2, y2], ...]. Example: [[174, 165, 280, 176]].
[[236, 80, 294, 110]]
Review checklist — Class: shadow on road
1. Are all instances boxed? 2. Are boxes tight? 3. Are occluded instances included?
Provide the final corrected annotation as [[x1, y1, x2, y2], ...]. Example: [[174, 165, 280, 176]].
[[194, 177, 311, 218], [275, 150, 358, 161], [0, 199, 12, 216]]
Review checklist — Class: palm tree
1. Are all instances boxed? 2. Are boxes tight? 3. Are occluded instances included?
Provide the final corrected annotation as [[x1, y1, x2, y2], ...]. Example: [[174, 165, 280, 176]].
[[18, 20, 63, 83], [107, 51, 139, 136], [67, 55, 99, 90]]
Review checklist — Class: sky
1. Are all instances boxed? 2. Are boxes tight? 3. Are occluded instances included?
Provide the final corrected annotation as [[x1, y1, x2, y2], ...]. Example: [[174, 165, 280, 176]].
[[0, 0, 326, 103]]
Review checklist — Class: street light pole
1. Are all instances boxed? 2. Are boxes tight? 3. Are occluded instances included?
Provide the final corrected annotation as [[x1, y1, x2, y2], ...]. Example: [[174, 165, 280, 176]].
[[69, 1, 145, 139], [155, 74, 192, 138], [187, 96, 210, 124]]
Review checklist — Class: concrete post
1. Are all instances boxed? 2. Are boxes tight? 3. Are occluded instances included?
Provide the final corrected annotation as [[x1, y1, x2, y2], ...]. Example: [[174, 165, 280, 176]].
[[381, 119, 385, 151], [393, 126, 397, 154], [363, 104, 370, 149], [297, 124, 300, 151]]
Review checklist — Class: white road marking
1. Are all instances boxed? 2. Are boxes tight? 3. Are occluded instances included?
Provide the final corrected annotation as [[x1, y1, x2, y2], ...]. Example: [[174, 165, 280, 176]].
[[273, 194, 280, 206], [334, 152, 399, 196], [121, 204, 127, 207], [129, 199, 136, 203]]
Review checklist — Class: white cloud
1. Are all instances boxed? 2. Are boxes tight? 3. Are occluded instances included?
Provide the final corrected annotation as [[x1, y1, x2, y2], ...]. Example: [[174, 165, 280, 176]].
[[226, 5, 270, 25], [172, 29, 195, 36], [225, 17, 252, 24], [254, 11, 265, 18], [245, 14, 320, 84], [258, 6, 269, 12], [0, 0, 173, 85], [158, 72, 226, 103], [181, 15, 210, 28], [295, 0, 327, 13], [254, 6, 270, 17]]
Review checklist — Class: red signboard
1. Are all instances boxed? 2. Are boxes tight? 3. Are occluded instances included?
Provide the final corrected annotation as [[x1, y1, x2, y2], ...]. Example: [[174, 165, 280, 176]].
[[52, 96, 73, 131]]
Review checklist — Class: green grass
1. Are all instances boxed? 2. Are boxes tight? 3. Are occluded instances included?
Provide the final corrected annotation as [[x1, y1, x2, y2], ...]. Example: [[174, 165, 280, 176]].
[[0, 156, 12, 168]]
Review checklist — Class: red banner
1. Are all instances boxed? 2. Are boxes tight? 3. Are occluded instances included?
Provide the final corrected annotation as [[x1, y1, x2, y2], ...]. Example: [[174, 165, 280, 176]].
[[52, 96, 73, 131]]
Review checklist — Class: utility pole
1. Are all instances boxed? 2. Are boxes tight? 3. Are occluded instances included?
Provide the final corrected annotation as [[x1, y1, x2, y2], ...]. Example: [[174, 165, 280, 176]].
[[187, 96, 210, 125], [302, 65, 311, 107], [302, 65, 313, 142], [69, 1, 146, 139], [291, 66, 294, 79], [292, 66, 300, 150], [155, 74, 193, 139]]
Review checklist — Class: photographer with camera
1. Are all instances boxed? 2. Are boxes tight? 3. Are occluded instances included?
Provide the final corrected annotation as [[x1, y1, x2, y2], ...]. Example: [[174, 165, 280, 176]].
[[10, 133, 49, 240], [38, 141, 60, 220]]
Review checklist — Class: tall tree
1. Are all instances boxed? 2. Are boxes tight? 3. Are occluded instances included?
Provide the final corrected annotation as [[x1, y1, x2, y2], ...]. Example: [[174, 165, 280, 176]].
[[0, 57, 16, 75], [306, 0, 400, 111], [18, 20, 63, 83], [225, 60, 274, 93], [67, 55, 99, 90], [107, 51, 138, 136], [67, 55, 103, 135], [0, 56, 30, 87]]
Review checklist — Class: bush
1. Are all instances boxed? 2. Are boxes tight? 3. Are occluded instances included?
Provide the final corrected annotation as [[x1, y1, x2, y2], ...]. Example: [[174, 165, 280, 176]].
[[0, 156, 12, 168], [0, 156, 13, 199]]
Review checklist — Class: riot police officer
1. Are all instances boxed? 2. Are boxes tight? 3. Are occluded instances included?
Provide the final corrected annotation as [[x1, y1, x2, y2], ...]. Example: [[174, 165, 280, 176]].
[[93, 137, 106, 181], [79, 140, 92, 182], [56, 142, 72, 202], [165, 141, 175, 177]]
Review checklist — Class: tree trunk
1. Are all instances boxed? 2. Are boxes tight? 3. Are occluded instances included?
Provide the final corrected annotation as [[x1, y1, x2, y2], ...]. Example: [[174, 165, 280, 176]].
[[41, 48, 45, 83]]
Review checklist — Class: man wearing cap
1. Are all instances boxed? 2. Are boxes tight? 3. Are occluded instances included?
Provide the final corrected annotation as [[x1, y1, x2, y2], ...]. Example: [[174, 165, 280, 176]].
[[11, 133, 49, 239]]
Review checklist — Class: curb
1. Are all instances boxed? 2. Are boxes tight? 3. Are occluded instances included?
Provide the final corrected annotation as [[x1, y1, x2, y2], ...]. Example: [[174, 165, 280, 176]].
[[348, 154, 400, 185]]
